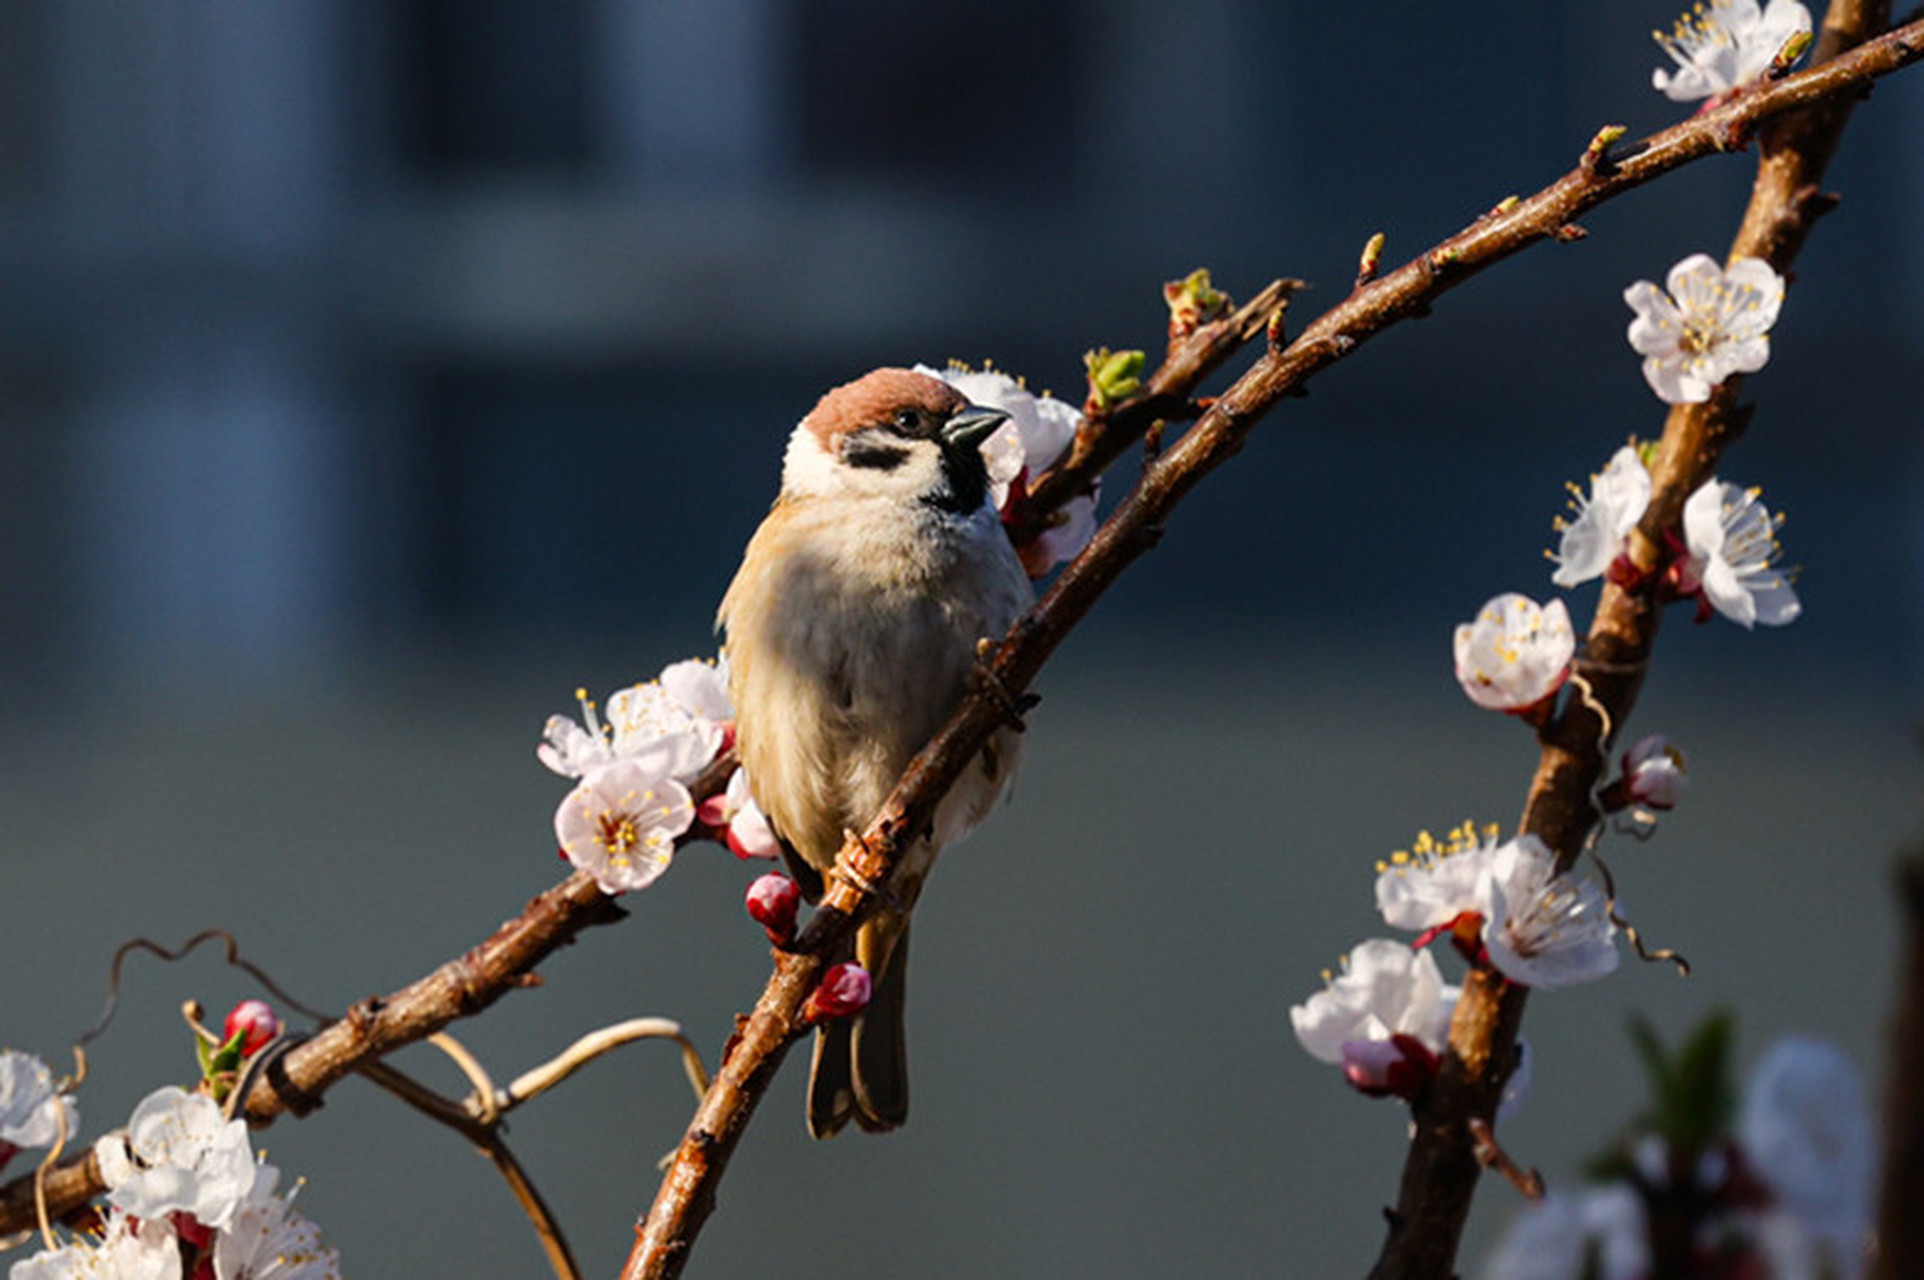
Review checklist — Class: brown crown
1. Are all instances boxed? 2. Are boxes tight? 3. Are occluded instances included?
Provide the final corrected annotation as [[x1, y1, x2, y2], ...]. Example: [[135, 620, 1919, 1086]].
[[802, 367, 969, 450]]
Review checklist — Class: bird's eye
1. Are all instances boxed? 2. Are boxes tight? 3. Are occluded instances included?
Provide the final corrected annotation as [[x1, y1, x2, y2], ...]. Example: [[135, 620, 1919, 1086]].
[[892, 408, 922, 433]]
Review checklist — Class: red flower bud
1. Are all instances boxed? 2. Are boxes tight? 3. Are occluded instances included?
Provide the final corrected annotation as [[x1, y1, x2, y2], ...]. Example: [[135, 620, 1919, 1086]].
[[803, 962, 872, 1023], [744, 873, 801, 945], [1340, 1033, 1441, 1102], [222, 999, 281, 1056]]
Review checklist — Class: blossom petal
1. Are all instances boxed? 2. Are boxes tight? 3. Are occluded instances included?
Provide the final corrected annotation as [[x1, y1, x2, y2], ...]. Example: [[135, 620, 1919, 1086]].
[[1481, 836, 1619, 988], [1290, 940, 1449, 1065]]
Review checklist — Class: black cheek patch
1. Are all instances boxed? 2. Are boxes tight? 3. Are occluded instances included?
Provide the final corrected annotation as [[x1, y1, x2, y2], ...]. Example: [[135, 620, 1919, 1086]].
[[843, 437, 911, 471]]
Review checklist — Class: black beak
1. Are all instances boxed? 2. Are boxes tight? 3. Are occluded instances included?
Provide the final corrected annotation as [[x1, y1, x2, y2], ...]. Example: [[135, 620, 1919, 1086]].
[[940, 405, 1009, 450]]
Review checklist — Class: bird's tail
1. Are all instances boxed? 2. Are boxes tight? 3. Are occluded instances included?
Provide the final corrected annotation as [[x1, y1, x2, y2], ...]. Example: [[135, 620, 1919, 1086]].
[[808, 915, 910, 1137]]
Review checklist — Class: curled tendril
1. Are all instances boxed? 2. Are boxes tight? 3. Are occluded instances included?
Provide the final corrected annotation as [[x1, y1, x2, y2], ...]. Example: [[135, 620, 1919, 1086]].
[[75, 928, 329, 1053], [1589, 850, 1690, 976]]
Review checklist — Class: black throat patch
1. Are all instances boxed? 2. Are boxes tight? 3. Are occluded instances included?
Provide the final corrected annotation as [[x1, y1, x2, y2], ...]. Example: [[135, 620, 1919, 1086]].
[[928, 439, 990, 515]]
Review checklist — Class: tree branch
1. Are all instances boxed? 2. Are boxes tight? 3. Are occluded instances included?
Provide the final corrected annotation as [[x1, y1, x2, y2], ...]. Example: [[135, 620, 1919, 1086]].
[[623, 16, 1924, 1280], [1874, 852, 1924, 1280], [1369, 5, 1894, 1277]]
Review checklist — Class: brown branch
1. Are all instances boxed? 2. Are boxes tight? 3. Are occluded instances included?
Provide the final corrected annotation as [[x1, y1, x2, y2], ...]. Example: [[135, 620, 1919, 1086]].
[[1873, 852, 1924, 1280], [1369, 5, 1894, 1278], [624, 18, 1924, 1280], [0, 754, 733, 1237], [1015, 276, 1303, 534]]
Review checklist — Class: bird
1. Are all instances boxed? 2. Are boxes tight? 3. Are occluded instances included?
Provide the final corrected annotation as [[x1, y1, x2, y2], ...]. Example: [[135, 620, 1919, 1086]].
[[718, 366, 1034, 1137]]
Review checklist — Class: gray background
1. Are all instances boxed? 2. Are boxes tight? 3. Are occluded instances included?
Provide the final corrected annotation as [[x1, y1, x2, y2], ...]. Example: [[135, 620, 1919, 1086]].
[[2, 3, 1920, 1277]]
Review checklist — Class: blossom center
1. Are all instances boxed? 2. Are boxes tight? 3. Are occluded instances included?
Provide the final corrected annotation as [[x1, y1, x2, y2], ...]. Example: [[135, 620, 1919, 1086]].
[[1657, 3, 1736, 62], [596, 805, 646, 860]]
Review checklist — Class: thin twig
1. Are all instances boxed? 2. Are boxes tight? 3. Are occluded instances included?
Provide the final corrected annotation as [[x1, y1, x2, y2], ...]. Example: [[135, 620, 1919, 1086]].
[[484, 1018, 710, 1116], [623, 19, 1924, 1280], [356, 1061, 582, 1280], [1469, 1117, 1544, 1202]]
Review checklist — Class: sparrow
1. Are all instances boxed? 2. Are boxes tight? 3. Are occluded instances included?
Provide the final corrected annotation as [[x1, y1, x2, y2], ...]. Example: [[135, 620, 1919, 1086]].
[[718, 367, 1034, 1137]]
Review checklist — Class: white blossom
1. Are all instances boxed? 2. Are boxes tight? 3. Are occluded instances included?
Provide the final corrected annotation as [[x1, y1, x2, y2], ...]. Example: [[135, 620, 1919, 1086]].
[[1453, 594, 1575, 712], [101, 1087, 257, 1231], [555, 760, 695, 894], [537, 655, 731, 785], [1481, 836, 1620, 988], [1550, 446, 1652, 588], [1290, 939, 1456, 1073], [1679, 480, 1801, 628], [1652, 0, 1813, 102], [1485, 1185, 1649, 1280], [1625, 254, 1784, 404], [1374, 821, 1501, 932], [8, 1211, 181, 1280], [214, 1166, 342, 1280], [657, 654, 732, 724], [0, 1051, 77, 1152], [1737, 1037, 1872, 1278]]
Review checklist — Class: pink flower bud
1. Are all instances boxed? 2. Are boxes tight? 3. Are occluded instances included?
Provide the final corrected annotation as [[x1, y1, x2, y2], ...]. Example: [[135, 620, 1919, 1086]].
[[222, 999, 281, 1056], [1623, 735, 1688, 810], [1340, 1033, 1441, 1101], [695, 794, 730, 829], [744, 873, 801, 945], [803, 962, 872, 1023]]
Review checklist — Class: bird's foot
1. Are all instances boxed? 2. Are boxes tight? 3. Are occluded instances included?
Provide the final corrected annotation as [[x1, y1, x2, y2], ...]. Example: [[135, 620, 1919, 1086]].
[[832, 830, 909, 914], [971, 639, 1040, 731]]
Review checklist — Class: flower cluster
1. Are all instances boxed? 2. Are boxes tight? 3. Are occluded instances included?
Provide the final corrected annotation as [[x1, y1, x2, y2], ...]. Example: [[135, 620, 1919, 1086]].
[[12, 1085, 339, 1279], [1550, 442, 1800, 629], [1292, 823, 1617, 1104], [921, 364, 1100, 577], [1378, 826, 1620, 989], [538, 655, 777, 894], [1487, 1030, 1872, 1280]]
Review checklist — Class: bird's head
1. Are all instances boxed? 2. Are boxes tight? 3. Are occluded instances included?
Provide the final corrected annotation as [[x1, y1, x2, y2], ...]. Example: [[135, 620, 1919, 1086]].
[[781, 368, 1009, 515]]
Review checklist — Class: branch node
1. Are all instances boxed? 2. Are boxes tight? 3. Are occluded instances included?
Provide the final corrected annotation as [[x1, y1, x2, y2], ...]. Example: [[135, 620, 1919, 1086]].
[[967, 649, 1038, 733], [1470, 1118, 1546, 1201], [1552, 223, 1589, 243], [1142, 418, 1167, 461], [1163, 268, 1230, 347]]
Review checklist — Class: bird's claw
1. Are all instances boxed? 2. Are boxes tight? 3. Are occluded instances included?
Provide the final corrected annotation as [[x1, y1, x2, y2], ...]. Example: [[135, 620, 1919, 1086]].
[[832, 830, 908, 914], [970, 640, 1039, 732]]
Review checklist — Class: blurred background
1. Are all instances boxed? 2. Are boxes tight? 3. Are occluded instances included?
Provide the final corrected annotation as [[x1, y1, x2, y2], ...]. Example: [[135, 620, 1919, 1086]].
[[3, 3, 1920, 1276]]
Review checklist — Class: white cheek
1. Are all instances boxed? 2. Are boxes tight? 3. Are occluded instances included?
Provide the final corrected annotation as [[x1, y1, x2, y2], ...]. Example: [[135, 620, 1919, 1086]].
[[780, 425, 842, 498], [779, 424, 946, 504]]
